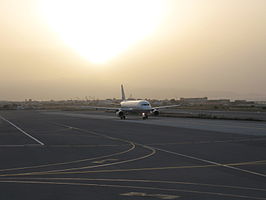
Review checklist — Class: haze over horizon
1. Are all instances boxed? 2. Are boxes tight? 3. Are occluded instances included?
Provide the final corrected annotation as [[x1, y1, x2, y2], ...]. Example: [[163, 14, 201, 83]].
[[1, 0, 265, 101]]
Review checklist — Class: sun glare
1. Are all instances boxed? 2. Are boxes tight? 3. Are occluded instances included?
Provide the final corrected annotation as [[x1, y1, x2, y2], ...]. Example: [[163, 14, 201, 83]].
[[38, 0, 165, 64]]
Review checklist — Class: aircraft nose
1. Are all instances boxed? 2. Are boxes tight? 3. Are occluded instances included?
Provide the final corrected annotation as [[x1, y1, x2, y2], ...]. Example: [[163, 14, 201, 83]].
[[145, 106, 152, 110]]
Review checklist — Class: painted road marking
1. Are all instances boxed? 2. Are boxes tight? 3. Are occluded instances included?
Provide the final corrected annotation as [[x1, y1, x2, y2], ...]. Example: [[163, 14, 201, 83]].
[[146, 137, 266, 146], [7, 177, 266, 192], [0, 180, 264, 200], [92, 159, 118, 164], [0, 115, 44, 146], [121, 192, 180, 199], [153, 147, 266, 178], [0, 144, 41, 147]]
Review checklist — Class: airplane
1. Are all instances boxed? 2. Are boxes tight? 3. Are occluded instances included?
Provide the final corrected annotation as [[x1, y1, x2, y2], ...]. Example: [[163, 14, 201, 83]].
[[90, 85, 180, 120]]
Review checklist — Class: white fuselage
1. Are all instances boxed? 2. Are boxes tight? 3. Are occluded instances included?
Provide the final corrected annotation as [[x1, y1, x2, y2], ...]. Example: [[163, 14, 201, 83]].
[[120, 100, 152, 113]]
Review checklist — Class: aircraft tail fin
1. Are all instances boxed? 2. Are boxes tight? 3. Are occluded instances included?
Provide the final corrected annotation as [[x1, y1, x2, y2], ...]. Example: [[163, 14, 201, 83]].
[[121, 84, 126, 101]]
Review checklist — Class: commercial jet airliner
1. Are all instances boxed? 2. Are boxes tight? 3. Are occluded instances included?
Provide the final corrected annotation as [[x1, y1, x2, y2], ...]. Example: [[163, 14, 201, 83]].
[[93, 85, 180, 120]]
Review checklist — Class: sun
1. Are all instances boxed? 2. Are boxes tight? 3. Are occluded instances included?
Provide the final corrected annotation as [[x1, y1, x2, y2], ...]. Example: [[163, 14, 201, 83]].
[[38, 0, 165, 64]]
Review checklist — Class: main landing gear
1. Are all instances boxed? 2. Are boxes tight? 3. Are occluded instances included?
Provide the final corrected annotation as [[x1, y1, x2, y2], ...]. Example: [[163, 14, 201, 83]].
[[120, 115, 126, 120]]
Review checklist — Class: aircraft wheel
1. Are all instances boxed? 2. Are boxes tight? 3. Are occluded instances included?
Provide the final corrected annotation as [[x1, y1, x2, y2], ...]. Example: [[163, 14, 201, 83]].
[[142, 115, 148, 120]]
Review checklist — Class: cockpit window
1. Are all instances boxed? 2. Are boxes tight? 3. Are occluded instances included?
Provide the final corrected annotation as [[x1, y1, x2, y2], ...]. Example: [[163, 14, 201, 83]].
[[141, 103, 150, 106]]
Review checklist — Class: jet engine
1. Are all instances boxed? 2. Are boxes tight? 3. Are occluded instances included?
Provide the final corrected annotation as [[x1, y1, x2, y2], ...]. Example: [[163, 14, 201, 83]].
[[152, 109, 160, 116], [116, 110, 125, 119]]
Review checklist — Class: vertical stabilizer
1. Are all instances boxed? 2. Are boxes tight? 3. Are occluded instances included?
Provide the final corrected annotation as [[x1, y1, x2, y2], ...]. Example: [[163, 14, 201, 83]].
[[121, 84, 126, 101]]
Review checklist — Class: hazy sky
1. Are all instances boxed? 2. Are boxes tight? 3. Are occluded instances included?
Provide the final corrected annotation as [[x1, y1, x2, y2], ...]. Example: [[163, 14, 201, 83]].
[[1, 0, 265, 101]]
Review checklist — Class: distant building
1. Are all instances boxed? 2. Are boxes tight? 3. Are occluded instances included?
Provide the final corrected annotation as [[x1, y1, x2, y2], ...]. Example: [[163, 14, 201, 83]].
[[234, 100, 247, 104], [232, 100, 255, 107], [207, 99, 230, 105], [180, 97, 208, 105], [234, 100, 255, 105], [16, 105, 24, 110], [255, 101, 266, 105], [98, 99, 113, 105]]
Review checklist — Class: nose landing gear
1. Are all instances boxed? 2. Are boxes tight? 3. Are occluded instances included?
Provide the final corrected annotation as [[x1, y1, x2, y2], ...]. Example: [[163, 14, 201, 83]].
[[142, 113, 148, 120]]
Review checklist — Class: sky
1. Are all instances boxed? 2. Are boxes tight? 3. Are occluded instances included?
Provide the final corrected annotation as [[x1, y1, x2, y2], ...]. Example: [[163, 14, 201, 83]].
[[0, 0, 265, 101]]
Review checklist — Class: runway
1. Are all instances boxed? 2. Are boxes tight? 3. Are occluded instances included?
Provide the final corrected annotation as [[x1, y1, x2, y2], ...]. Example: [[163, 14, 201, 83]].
[[0, 110, 265, 200]]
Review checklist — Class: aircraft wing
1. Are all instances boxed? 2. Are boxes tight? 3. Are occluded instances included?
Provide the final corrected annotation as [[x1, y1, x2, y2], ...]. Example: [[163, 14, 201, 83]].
[[79, 106, 119, 111], [153, 104, 181, 110]]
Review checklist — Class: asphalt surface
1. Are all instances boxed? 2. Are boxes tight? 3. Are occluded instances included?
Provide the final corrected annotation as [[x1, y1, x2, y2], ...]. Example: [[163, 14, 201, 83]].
[[0, 110, 265, 200]]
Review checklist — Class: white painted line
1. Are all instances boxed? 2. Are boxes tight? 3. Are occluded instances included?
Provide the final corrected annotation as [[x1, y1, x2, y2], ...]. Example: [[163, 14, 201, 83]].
[[121, 192, 180, 199], [0, 115, 44, 146], [0, 144, 42, 147], [153, 147, 266, 178]]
